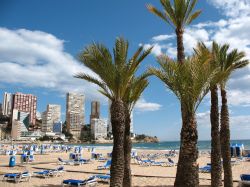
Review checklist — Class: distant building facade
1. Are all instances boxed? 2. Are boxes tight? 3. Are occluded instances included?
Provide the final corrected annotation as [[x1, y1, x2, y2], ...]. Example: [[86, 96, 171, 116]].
[[2, 92, 12, 116], [91, 118, 107, 140], [53, 122, 63, 134], [90, 101, 100, 122], [12, 109, 30, 139], [42, 104, 61, 132], [12, 92, 37, 130], [66, 93, 85, 139], [0, 103, 2, 116]]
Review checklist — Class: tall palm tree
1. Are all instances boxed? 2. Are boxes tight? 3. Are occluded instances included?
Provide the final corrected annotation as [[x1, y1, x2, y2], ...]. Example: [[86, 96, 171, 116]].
[[216, 46, 249, 187], [149, 53, 217, 187], [194, 42, 223, 187], [147, 0, 201, 63], [75, 37, 152, 187], [123, 76, 149, 187]]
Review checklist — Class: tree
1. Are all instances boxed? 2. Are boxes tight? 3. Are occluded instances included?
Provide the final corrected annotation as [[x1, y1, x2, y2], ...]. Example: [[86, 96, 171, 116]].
[[75, 37, 152, 187], [147, 0, 201, 63], [122, 75, 149, 187], [149, 53, 217, 187], [194, 42, 223, 187], [216, 44, 249, 187]]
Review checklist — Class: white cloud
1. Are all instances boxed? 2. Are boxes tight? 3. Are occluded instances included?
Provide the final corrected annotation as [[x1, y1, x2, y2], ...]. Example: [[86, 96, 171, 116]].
[[0, 27, 102, 100], [142, 0, 250, 106], [197, 111, 250, 130], [152, 34, 174, 42], [208, 0, 250, 18], [134, 98, 162, 112]]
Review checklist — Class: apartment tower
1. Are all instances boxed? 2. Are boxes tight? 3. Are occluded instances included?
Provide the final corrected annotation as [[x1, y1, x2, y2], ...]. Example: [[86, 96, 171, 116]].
[[2, 92, 12, 116], [42, 104, 61, 132], [90, 101, 100, 122], [66, 93, 85, 139]]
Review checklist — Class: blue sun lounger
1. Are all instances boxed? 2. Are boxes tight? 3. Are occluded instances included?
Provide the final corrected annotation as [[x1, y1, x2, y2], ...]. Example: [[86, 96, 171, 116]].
[[3, 171, 31, 183], [58, 157, 74, 165], [97, 160, 111, 170], [62, 176, 97, 186], [93, 174, 110, 183], [199, 165, 211, 173], [34, 166, 64, 178], [239, 174, 250, 187], [33, 170, 51, 178]]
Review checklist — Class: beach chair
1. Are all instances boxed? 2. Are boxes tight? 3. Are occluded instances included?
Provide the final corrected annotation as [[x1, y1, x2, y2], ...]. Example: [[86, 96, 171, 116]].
[[58, 157, 74, 165], [135, 157, 152, 166], [97, 160, 111, 170], [50, 166, 64, 177], [238, 174, 250, 187], [74, 158, 92, 165], [199, 165, 211, 173], [3, 171, 31, 183], [33, 170, 51, 178], [62, 176, 97, 186], [92, 174, 110, 184]]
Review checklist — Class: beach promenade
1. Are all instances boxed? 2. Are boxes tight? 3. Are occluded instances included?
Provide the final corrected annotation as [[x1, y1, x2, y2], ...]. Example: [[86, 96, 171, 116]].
[[0, 148, 249, 186]]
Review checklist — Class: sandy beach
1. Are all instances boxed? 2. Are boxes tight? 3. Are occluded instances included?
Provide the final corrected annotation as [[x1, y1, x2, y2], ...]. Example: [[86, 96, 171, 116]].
[[0, 148, 249, 187]]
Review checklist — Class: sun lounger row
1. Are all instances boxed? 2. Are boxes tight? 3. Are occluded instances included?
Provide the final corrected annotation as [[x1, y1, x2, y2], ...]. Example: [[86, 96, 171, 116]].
[[62, 174, 110, 186], [2, 166, 64, 183], [134, 156, 176, 167]]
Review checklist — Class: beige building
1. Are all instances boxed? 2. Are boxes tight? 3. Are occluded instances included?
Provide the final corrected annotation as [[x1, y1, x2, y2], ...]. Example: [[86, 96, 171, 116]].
[[66, 93, 85, 139], [90, 101, 100, 123], [11, 120, 21, 140], [42, 104, 61, 132], [91, 118, 107, 140]]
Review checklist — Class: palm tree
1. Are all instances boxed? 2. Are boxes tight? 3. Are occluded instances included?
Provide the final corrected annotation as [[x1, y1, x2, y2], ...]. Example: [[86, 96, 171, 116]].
[[123, 76, 149, 187], [216, 45, 249, 187], [75, 37, 152, 187], [194, 42, 222, 187], [147, 0, 201, 63], [149, 53, 217, 187]]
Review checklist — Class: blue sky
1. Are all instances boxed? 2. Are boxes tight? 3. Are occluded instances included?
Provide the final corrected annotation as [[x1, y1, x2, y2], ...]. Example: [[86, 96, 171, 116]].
[[1, 0, 250, 141]]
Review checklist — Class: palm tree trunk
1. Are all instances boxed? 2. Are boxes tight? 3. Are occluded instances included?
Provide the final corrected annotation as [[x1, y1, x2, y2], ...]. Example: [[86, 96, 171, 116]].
[[220, 87, 233, 187], [210, 85, 222, 187], [123, 109, 132, 187], [174, 108, 199, 187], [110, 100, 126, 187], [176, 28, 185, 64]]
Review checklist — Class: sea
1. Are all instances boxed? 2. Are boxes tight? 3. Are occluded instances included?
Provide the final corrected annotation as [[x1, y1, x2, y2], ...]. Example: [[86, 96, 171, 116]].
[[75, 140, 250, 151]]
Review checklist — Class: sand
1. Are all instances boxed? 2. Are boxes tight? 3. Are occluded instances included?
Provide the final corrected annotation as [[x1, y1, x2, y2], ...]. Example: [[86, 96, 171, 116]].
[[0, 149, 249, 187]]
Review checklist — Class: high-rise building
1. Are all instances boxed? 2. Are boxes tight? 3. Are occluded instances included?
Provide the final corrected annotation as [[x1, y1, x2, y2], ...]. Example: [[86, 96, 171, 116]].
[[12, 92, 37, 130], [2, 92, 12, 116], [107, 100, 112, 134], [90, 101, 100, 122], [0, 103, 2, 116], [12, 109, 29, 139], [91, 118, 107, 140], [66, 93, 85, 139], [42, 104, 61, 132]]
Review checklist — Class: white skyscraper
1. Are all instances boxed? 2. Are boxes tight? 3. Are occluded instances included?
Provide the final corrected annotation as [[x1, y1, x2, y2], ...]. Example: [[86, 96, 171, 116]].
[[42, 104, 61, 132], [66, 93, 85, 139], [107, 100, 112, 134], [2, 92, 12, 116]]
